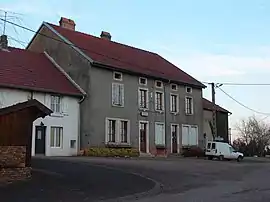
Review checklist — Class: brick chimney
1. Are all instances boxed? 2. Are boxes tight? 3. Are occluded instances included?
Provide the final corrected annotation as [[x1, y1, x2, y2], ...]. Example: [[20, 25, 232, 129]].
[[0, 35, 8, 49], [100, 31, 111, 41], [59, 17, 75, 31]]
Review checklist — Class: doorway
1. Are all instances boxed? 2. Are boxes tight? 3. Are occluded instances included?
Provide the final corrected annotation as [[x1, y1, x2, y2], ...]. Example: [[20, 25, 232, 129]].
[[171, 124, 179, 153], [35, 125, 46, 155], [139, 121, 148, 153]]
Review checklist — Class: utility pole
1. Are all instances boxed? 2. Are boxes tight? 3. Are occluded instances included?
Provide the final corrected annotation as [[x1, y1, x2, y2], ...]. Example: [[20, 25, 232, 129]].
[[3, 11, 7, 35], [211, 82, 217, 139]]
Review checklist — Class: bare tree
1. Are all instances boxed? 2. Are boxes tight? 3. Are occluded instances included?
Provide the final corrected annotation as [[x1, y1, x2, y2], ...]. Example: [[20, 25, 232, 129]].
[[235, 116, 270, 156]]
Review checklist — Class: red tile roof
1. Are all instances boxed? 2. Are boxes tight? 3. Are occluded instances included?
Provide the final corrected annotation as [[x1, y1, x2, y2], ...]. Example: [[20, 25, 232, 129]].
[[48, 23, 205, 88], [0, 47, 82, 96], [203, 98, 231, 114]]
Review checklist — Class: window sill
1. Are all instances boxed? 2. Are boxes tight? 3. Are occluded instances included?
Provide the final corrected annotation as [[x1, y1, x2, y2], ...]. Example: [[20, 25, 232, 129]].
[[51, 113, 64, 117], [170, 111, 179, 115], [185, 113, 194, 116], [139, 108, 149, 111], [155, 110, 164, 113], [106, 143, 131, 148], [156, 145, 166, 149], [112, 104, 124, 108]]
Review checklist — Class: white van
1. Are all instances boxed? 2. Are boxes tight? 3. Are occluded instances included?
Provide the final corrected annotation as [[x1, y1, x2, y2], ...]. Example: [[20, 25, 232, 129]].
[[205, 141, 244, 162]]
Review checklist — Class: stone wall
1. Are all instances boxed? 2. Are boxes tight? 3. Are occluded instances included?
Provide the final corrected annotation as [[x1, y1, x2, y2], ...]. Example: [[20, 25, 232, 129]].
[[0, 146, 31, 183]]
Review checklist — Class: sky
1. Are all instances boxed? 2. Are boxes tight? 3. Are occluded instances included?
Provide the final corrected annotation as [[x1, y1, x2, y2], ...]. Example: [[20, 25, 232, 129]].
[[1, 0, 270, 139]]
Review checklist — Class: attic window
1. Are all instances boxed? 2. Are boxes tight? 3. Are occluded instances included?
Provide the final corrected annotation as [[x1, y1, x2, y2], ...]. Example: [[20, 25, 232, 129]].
[[155, 81, 163, 88], [186, 87, 192, 94], [171, 84, 177, 91], [139, 77, 147, 85], [113, 72, 122, 81]]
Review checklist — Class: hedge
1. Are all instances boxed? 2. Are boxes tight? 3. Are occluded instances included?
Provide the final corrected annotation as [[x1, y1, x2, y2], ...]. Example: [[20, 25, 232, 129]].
[[83, 147, 139, 157]]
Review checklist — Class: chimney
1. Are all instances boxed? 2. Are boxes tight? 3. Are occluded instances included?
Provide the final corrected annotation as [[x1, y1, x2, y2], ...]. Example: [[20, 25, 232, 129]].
[[100, 31, 111, 41], [59, 17, 76, 31], [0, 35, 8, 49]]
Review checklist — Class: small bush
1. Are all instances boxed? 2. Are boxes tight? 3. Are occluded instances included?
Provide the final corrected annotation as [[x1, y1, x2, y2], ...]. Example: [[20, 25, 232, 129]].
[[182, 146, 205, 157], [83, 147, 139, 157]]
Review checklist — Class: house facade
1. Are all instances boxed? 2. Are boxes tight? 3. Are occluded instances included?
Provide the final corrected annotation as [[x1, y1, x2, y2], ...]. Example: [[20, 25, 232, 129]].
[[0, 44, 84, 156], [203, 98, 231, 143], [27, 17, 206, 156]]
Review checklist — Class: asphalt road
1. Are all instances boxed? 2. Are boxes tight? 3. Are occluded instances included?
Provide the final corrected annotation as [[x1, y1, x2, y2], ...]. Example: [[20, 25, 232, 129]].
[[0, 158, 155, 202]]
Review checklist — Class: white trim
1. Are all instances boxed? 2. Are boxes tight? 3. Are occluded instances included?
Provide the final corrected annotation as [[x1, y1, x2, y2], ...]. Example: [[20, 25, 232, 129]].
[[105, 117, 130, 144], [43, 22, 94, 63], [139, 120, 149, 153], [185, 96, 194, 115], [138, 87, 149, 110], [154, 122, 165, 146], [155, 90, 164, 112], [112, 83, 124, 107], [170, 93, 179, 114], [171, 124, 180, 153], [171, 83, 178, 91], [50, 126, 64, 148], [155, 80, 163, 88], [113, 71, 123, 81], [139, 77, 147, 85], [44, 51, 86, 95], [186, 86, 192, 94]]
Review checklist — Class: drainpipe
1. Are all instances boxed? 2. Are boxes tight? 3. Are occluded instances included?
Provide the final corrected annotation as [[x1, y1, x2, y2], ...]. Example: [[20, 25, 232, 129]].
[[77, 94, 86, 155], [164, 79, 170, 156]]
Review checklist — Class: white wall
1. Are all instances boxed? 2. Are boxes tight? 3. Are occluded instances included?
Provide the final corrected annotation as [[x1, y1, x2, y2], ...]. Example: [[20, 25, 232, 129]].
[[0, 88, 80, 156]]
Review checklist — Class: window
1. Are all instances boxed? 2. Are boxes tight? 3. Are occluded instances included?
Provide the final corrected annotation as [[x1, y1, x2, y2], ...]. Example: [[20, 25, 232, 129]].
[[186, 87, 192, 93], [113, 72, 122, 81], [50, 127, 63, 148], [155, 123, 165, 146], [108, 119, 116, 142], [139, 77, 147, 85], [120, 121, 128, 143], [211, 143, 216, 149], [170, 94, 178, 113], [171, 84, 177, 91], [155, 80, 163, 88], [185, 96, 193, 115], [51, 95, 61, 113], [207, 142, 211, 149], [138, 88, 148, 109], [182, 125, 198, 146], [70, 140, 76, 148], [106, 118, 130, 144], [112, 83, 124, 106], [155, 91, 164, 111]]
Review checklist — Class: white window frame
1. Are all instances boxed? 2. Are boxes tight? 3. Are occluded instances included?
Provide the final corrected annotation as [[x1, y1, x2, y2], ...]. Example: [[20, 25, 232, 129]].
[[51, 95, 61, 113], [171, 84, 178, 91], [182, 124, 198, 146], [139, 120, 149, 153], [155, 122, 165, 146], [170, 93, 179, 114], [155, 80, 163, 88], [112, 83, 124, 107], [113, 72, 123, 81], [186, 86, 192, 94], [50, 126, 63, 148], [105, 118, 130, 145], [155, 90, 164, 112], [185, 96, 194, 115], [138, 87, 149, 110], [139, 77, 147, 85], [171, 124, 180, 153]]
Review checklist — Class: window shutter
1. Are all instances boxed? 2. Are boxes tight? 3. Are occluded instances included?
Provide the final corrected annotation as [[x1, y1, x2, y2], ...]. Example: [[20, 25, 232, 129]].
[[170, 95, 173, 112], [191, 98, 194, 114], [112, 83, 117, 105], [146, 91, 149, 109], [120, 84, 124, 106]]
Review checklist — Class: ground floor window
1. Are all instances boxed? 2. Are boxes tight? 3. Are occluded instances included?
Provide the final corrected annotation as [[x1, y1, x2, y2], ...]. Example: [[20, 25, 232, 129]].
[[50, 127, 63, 148], [155, 122, 165, 146], [182, 125, 198, 146], [106, 118, 130, 144]]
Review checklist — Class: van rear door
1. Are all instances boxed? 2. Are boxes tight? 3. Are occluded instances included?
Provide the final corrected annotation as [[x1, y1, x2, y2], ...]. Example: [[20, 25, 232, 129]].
[[206, 142, 217, 155]]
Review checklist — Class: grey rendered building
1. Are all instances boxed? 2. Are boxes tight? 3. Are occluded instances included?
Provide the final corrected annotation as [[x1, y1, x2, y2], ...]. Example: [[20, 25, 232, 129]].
[[27, 17, 206, 156]]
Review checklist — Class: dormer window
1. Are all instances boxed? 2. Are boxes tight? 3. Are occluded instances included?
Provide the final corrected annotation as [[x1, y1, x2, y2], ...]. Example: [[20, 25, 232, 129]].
[[113, 72, 122, 81], [171, 84, 177, 91], [155, 80, 163, 88], [186, 87, 192, 94], [139, 77, 147, 85]]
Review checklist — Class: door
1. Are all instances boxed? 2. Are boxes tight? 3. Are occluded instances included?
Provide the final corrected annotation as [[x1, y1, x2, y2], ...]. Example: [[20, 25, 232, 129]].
[[139, 122, 147, 153], [171, 125, 178, 153], [35, 126, 46, 154]]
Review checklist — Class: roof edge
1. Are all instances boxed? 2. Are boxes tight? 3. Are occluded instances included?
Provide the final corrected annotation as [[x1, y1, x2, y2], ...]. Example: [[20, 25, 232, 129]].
[[44, 51, 86, 96], [43, 22, 94, 63]]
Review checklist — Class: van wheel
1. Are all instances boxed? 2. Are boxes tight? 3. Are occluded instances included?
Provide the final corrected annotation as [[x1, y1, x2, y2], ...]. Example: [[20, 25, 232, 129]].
[[237, 156, 243, 162], [219, 155, 224, 161], [208, 156, 213, 160]]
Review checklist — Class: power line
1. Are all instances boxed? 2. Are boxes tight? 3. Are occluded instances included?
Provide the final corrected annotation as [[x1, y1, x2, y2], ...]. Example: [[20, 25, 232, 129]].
[[202, 81, 270, 86], [218, 87, 270, 116]]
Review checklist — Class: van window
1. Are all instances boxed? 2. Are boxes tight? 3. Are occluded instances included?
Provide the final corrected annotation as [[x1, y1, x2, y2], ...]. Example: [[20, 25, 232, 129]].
[[207, 143, 211, 149], [211, 143, 216, 149]]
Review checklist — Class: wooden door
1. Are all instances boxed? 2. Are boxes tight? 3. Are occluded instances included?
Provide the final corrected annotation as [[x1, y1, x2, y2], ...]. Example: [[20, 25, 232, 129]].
[[172, 125, 178, 153], [35, 126, 46, 154], [140, 122, 147, 153]]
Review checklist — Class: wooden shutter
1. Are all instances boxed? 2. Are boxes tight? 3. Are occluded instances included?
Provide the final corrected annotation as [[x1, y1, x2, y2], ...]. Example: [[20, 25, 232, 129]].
[[120, 84, 124, 106]]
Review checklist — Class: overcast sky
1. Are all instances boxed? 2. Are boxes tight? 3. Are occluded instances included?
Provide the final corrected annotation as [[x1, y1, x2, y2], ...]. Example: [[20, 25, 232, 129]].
[[1, 0, 270, 138]]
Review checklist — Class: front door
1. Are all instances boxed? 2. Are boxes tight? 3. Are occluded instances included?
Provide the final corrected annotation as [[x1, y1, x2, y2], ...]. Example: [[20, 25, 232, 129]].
[[35, 126, 46, 155], [172, 125, 178, 153], [140, 122, 147, 153]]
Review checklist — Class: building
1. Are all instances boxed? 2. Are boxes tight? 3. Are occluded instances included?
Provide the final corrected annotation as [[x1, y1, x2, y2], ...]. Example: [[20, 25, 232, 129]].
[[0, 42, 85, 156], [27, 17, 206, 156], [203, 98, 231, 143]]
